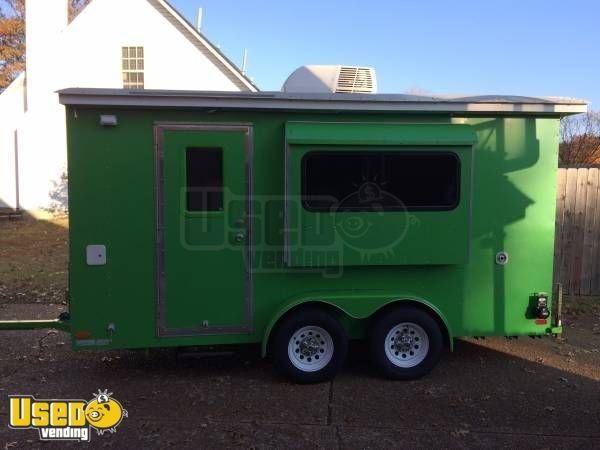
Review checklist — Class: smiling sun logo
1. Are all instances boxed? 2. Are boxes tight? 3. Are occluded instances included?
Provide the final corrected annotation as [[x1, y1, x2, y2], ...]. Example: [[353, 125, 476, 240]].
[[85, 389, 128, 435], [335, 182, 415, 261], [9, 389, 128, 442]]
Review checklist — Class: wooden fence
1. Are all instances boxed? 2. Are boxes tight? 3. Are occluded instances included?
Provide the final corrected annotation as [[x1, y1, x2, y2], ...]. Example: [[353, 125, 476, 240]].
[[554, 167, 600, 296]]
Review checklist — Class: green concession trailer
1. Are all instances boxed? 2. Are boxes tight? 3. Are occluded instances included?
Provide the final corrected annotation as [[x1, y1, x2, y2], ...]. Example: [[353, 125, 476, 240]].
[[2, 88, 588, 382]]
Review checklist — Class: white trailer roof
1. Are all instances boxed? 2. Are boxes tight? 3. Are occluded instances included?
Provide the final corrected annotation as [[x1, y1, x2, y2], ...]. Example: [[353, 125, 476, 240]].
[[58, 88, 588, 115]]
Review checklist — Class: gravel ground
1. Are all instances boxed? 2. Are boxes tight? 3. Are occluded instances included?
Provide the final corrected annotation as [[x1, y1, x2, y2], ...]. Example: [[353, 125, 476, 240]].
[[1, 303, 599, 449]]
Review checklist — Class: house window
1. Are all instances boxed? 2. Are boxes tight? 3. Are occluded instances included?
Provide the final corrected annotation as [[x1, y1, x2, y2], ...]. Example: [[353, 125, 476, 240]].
[[186, 148, 223, 211], [122, 46, 144, 89], [301, 151, 460, 212]]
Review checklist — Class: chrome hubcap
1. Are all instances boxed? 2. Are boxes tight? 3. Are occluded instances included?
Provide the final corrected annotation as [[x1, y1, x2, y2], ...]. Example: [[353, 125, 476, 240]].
[[299, 335, 321, 357], [288, 326, 334, 372], [385, 322, 429, 368], [394, 333, 414, 352]]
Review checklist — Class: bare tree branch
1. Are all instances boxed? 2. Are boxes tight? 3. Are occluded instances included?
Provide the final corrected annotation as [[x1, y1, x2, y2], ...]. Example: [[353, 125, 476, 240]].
[[0, 0, 90, 90], [560, 111, 600, 165]]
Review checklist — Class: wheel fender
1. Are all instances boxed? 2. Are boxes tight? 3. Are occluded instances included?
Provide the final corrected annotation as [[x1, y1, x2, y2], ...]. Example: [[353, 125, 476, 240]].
[[261, 295, 454, 357], [261, 298, 344, 357]]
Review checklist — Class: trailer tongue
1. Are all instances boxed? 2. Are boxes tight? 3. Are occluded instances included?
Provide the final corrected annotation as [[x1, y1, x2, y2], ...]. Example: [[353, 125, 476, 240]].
[[0, 313, 70, 332]]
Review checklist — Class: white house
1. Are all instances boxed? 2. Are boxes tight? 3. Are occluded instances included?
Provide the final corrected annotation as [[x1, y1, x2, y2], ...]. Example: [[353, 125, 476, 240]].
[[0, 0, 257, 216]]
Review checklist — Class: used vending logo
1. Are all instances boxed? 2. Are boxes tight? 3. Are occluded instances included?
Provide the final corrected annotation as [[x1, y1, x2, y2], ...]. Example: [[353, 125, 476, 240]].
[[8, 389, 128, 442]]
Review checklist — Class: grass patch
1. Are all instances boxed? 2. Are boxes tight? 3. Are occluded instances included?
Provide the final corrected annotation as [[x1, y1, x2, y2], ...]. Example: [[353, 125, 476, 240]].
[[0, 216, 68, 304]]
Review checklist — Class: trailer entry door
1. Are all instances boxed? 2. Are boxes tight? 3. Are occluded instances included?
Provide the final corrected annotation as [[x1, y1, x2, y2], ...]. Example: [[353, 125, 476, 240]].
[[156, 124, 253, 336]]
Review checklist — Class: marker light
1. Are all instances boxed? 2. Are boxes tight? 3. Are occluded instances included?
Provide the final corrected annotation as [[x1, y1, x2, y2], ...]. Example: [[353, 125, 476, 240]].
[[534, 295, 550, 320]]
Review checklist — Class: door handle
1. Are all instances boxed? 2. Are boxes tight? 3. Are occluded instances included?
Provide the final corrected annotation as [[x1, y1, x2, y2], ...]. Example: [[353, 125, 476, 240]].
[[234, 232, 245, 243]]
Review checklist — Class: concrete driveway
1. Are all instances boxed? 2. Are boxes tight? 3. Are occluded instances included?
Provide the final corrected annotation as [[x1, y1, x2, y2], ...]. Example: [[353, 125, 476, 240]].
[[1, 303, 599, 449]]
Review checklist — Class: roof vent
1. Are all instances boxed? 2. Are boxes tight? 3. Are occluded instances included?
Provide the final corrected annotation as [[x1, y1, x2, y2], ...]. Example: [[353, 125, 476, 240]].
[[282, 65, 377, 94]]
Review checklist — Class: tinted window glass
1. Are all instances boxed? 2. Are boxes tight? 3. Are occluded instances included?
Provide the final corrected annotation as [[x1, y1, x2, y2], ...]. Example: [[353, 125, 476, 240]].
[[302, 151, 460, 211], [186, 148, 223, 211]]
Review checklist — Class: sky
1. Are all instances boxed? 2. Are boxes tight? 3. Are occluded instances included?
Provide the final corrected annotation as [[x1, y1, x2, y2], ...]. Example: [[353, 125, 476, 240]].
[[169, 0, 599, 108]]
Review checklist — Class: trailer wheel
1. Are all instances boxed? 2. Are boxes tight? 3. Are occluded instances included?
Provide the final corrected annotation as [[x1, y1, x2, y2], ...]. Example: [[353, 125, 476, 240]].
[[271, 308, 348, 384], [370, 306, 443, 380]]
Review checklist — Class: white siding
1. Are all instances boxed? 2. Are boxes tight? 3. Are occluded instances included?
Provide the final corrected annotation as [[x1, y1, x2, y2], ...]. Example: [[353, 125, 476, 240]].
[[60, 0, 241, 91], [4, 0, 247, 214], [0, 75, 26, 209]]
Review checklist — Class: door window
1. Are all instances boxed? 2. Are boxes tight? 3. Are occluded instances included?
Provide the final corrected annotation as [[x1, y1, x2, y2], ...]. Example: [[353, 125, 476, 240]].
[[186, 148, 223, 211]]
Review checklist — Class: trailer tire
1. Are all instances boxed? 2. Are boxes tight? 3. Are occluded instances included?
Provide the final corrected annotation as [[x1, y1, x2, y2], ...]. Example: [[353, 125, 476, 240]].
[[271, 308, 348, 384], [370, 306, 443, 380]]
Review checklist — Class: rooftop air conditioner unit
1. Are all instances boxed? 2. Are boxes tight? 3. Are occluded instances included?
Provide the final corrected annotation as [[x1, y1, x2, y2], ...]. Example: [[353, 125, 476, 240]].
[[282, 65, 377, 94]]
